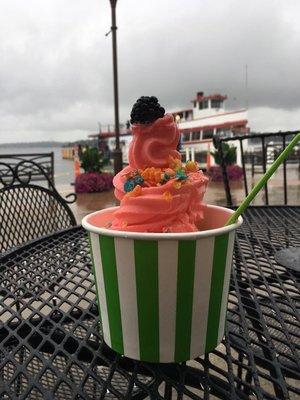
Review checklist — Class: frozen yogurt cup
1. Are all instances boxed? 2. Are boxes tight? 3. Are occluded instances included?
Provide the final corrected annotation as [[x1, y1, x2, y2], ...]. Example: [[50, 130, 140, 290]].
[[82, 204, 243, 362]]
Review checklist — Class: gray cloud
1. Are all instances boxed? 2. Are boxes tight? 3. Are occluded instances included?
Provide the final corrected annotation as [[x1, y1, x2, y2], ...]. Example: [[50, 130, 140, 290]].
[[0, 0, 300, 143]]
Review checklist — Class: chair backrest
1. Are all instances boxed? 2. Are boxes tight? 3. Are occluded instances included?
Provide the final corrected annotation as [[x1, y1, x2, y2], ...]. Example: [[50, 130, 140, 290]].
[[213, 131, 300, 206], [0, 152, 55, 186], [0, 160, 77, 253]]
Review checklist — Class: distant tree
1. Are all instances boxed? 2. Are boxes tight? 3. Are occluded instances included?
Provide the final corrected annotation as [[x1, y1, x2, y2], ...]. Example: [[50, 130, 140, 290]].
[[211, 143, 237, 165]]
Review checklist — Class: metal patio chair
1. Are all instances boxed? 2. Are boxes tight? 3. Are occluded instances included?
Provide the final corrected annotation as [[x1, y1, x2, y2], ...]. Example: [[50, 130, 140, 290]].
[[0, 163, 152, 398], [0, 152, 55, 187], [0, 159, 77, 254], [213, 131, 300, 206]]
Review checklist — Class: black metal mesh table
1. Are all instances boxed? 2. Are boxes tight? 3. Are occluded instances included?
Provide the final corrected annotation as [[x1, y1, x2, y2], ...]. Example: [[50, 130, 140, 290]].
[[0, 206, 299, 400]]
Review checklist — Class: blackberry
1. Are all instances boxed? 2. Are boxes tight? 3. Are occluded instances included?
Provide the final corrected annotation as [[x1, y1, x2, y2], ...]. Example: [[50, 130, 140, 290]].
[[130, 96, 165, 124]]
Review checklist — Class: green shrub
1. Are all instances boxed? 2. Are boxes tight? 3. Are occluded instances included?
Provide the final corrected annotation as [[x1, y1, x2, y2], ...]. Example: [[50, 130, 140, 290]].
[[211, 143, 237, 165], [80, 147, 101, 173]]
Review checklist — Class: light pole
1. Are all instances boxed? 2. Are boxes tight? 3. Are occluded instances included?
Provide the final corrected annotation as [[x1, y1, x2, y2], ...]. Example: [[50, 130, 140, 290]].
[[109, 0, 123, 174]]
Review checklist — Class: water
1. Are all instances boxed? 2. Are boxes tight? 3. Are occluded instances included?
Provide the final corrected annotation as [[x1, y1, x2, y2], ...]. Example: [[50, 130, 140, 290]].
[[0, 146, 74, 187]]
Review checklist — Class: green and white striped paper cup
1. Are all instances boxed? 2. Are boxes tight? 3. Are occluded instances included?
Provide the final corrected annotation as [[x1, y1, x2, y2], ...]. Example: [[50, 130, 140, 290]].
[[82, 205, 242, 363]]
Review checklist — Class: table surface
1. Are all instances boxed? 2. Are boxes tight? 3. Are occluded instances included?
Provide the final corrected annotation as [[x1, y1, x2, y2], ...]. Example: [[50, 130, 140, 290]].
[[0, 206, 299, 400]]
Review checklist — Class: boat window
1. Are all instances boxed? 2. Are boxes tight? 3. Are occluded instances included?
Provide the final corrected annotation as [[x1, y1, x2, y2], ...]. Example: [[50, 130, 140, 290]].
[[203, 129, 214, 139], [191, 131, 200, 141], [185, 111, 192, 120], [217, 129, 231, 138], [211, 100, 222, 108], [193, 101, 196, 108], [224, 129, 232, 137], [195, 151, 207, 163], [216, 128, 224, 137], [198, 100, 208, 110], [182, 132, 190, 142]]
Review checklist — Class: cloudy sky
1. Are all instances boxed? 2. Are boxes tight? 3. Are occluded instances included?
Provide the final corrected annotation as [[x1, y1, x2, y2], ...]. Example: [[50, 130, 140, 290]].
[[0, 0, 299, 144]]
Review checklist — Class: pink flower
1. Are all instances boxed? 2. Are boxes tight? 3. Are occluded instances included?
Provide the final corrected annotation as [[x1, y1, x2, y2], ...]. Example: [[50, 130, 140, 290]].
[[206, 165, 243, 182], [75, 172, 114, 193]]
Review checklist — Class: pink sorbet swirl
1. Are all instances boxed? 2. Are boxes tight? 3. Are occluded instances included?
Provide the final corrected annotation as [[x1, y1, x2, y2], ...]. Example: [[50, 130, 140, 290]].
[[111, 112, 209, 233], [111, 169, 208, 232], [128, 113, 181, 169]]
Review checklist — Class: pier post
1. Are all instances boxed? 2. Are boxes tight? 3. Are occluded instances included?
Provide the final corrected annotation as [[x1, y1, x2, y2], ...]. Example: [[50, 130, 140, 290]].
[[109, 0, 123, 174]]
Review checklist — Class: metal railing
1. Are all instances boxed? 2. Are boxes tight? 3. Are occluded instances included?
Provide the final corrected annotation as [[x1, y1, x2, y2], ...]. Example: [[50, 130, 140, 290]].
[[213, 131, 300, 206], [0, 152, 54, 187]]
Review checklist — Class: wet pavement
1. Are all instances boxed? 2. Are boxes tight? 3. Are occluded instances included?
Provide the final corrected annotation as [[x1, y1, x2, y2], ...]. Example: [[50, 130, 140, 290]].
[[58, 165, 300, 223]]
